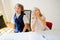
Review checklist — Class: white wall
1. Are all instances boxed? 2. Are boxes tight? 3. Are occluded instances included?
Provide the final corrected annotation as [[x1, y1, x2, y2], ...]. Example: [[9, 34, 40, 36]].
[[10, 0, 60, 30], [1, 0, 13, 22], [1, 0, 60, 30], [0, 0, 7, 21]]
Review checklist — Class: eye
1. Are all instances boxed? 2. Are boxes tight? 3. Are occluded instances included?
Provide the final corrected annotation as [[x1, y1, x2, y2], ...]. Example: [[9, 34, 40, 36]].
[[17, 8, 19, 9]]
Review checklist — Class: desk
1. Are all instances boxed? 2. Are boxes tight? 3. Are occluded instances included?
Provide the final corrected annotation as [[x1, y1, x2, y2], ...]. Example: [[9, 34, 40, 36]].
[[0, 30, 60, 40]]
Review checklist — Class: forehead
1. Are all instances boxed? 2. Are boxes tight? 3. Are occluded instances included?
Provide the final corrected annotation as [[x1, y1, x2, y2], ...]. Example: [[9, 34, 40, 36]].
[[15, 5, 21, 8]]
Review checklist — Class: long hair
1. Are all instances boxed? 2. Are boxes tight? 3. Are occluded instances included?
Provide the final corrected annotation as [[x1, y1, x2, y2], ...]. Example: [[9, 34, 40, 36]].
[[34, 7, 43, 17]]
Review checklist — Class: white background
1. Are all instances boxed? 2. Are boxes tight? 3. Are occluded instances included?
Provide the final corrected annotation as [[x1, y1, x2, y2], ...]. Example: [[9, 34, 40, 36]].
[[0, 0, 60, 30]]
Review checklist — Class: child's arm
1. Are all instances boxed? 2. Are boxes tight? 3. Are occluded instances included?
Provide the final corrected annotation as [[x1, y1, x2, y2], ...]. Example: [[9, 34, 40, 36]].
[[23, 23, 29, 32], [31, 13, 37, 32], [13, 24, 16, 29], [9, 23, 16, 32], [23, 15, 29, 32], [38, 16, 47, 31], [11, 15, 16, 31], [31, 20, 36, 32]]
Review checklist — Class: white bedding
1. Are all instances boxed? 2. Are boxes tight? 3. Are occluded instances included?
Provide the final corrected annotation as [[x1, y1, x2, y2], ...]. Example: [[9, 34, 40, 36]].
[[0, 30, 60, 40]]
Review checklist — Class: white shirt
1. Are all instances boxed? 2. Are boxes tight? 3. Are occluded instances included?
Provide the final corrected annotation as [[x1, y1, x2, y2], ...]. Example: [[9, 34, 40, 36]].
[[31, 14, 49, 33], [11, 13, 29, 24]]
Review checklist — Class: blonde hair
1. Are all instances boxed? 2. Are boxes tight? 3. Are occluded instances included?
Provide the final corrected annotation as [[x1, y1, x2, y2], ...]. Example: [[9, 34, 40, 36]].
[[34, 7, 43, 17]]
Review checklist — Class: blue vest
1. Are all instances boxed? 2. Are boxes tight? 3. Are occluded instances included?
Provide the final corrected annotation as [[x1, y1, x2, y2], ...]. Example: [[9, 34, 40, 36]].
[[14, 13, 25, 33]]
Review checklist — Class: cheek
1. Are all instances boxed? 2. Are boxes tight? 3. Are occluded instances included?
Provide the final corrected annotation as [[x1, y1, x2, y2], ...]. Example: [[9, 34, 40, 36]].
[[19, 9, 21, 12], [15, 8, 18, 12]]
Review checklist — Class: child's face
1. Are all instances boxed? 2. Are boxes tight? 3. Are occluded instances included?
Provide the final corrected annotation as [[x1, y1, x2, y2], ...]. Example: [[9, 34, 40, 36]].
[[33, 8, 40, 15], [15, 6, 21, 14], [33, 8, 41, 17]]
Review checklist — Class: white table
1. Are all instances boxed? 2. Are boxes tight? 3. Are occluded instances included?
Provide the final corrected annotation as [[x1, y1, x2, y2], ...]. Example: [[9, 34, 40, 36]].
[[0, 30, 60, 40]]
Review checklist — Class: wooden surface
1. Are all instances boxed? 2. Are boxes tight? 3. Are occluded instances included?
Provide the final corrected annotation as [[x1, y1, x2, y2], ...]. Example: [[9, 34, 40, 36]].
[[0, 22, 14, 36]]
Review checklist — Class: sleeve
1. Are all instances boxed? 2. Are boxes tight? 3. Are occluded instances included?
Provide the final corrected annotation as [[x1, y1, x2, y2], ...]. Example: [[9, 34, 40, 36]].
[[11, 15, 15, 24], [31, 13, 36, 28], [23, 15, 29, 24]]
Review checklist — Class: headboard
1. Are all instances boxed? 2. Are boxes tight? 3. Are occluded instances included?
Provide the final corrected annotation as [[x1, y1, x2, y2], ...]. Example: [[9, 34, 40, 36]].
[[0, 15, 6, 29]]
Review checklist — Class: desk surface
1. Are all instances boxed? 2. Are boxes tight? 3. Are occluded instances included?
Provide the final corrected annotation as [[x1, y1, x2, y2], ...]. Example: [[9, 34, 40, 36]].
[[0, 30, 60, 40]]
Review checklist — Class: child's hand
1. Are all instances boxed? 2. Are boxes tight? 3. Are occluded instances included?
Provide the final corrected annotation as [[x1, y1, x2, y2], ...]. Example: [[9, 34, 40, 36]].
[[42, 27, 46, 31], [31, 29, 35, 32]]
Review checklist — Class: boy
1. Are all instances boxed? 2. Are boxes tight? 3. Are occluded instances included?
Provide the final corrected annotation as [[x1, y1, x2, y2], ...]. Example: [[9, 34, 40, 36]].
[[11, 3, 29, 33]]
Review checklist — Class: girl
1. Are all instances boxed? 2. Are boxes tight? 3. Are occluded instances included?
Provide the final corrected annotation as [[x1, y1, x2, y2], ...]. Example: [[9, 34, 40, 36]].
[[31, 7, 49, 32], [11, 3, 29, 33]]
